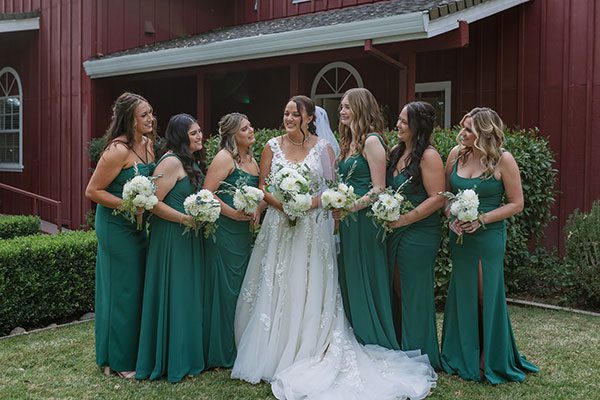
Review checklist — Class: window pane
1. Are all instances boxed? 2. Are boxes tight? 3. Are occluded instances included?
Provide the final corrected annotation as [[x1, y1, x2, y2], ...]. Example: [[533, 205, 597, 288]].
[[415, 90, 446, 128], [0, 131, 19, 163]]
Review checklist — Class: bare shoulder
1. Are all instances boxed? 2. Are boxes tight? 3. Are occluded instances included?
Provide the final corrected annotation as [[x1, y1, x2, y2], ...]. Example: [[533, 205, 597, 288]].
[[102, 140, 130, 165], [499, 151, 519, 169]]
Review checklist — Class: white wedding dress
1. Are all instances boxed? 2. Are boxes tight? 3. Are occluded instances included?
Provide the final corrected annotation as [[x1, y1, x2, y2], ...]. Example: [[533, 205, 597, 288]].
[[232, 137, 437, 399]]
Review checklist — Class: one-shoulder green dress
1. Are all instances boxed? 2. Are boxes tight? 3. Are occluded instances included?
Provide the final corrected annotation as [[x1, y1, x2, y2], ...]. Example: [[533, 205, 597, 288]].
[[441, 162, 539, 383], [387, 171, 442, 370], [204, 167, 259, 368], [135, 154, 205, 382], [337, 134, 399, 350], [95, 162, 153, 372]]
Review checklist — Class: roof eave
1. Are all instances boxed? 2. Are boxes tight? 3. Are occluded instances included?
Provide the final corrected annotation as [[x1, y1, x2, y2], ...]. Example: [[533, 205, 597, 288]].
[[84, 11, 427, 79], [0, 16, 39, 33], [83, 0, 531, 79]]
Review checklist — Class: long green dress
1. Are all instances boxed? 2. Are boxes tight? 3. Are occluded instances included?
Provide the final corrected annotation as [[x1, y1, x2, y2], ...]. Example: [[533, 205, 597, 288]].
[[204, 167, 259, 368], [135, 154, 205, 383], [441, 162, 539, 383], [337, 134, 399, 350], [95, 163, 153, 372], [387, 171, 442, 370]]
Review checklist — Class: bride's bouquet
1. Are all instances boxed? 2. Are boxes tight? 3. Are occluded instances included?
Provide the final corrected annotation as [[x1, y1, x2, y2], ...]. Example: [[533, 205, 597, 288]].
[[115, 163, 159, 230], [267, 165, 314, 227], [440, 188, 482, 244], [368, 178, 413, 241], [183, 189, 221, 238]]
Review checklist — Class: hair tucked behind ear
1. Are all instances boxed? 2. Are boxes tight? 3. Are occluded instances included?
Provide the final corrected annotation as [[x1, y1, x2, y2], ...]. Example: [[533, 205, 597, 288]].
[[218, 112, 249, 163], [387, 101, 436, 186]]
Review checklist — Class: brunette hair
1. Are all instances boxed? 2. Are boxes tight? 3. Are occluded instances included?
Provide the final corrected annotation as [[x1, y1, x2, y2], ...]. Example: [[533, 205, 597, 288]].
[[387, 101, 437, 185], [163, 113, 205, 188]]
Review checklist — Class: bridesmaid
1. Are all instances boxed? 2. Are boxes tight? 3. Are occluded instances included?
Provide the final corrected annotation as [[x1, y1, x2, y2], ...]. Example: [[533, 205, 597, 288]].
[[135, 114, 206, 382], [386, 101, 445, 370], [334, 88, 399, 349], [85, 92, 155, 378], [440, 107, 539, 383], [202, 113, 263, 368]]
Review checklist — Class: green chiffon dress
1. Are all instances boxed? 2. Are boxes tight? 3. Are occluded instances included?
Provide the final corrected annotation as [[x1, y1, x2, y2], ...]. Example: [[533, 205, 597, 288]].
[[387, 171, 442, 370], [203, 167, 259, 368], [135, 154, 205, 382], [441, 162, 539, 383], [95, 162, 153, 372], [337, 134, 399, 350]]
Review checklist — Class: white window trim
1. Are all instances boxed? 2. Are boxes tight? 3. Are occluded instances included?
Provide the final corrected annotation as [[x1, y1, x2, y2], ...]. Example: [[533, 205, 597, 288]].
[[0, 67, 24, 172], [310, 61, 364, 103], [415, 80, 451, 128], [292, 0, 311, 4]]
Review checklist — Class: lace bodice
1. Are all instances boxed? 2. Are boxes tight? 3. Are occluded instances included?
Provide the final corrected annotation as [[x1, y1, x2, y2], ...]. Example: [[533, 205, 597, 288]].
[[268, 137, 330, 191]]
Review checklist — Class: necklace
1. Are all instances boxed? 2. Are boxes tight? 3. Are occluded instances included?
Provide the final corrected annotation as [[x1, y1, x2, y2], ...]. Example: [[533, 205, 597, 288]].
[[286, 134, 305, 146]]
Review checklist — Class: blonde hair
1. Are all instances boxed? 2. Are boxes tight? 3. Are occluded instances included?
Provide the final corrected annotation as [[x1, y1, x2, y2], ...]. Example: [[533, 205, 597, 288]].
[[338, 88, 387, 160], [457, 107, 504, 178], [218, 112, 249, 162]]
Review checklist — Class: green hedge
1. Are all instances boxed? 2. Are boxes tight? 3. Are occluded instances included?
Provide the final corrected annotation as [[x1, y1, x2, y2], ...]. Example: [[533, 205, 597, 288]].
[[564, 200, 600, 310], [0, 231, 97, 335], [0, 215, 40, 239], [206, 127, 557, 301]]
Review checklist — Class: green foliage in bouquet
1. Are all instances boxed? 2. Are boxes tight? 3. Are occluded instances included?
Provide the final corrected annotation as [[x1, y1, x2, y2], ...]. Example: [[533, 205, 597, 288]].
[[0, 231, 97, 335], [0, 215, 40, 239]]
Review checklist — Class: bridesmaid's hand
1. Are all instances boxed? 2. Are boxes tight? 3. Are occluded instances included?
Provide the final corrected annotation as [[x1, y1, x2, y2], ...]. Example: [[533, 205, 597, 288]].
[[331, 208, 343, 221], [181, 214, 195, 228], [233, 209, 254, 222], [449, 218, 463, 235], [460, 220, 482, 234], [389, 215, 407, 229]]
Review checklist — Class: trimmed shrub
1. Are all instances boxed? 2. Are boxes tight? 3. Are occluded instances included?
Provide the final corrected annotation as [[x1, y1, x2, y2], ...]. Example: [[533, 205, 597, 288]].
[[564, 201, 600, 310], [205, 127, 557, 301], [0, 215, 40, 239], [0, 231, 97, 335]]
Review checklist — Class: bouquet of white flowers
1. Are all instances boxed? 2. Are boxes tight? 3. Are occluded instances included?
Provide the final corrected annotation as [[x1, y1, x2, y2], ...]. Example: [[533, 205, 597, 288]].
[[219, 177, 265, 215], [321, 182, 359, 233], [183, 189, 222, 238], [440, 188, 482, 244], [267, 165, 315, 227], [368, 186, 413, 241], [115, 163, 159, 230]]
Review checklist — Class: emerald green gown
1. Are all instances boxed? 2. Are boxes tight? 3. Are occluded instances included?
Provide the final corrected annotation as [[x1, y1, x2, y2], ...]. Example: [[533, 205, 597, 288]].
[[387, 171, 442, 370], [441, 162, 539, 383], [135, 154, 205, 382], [95, 163, 153, 372], [204, 167, 259, 368], [337, 134, 399, 350]]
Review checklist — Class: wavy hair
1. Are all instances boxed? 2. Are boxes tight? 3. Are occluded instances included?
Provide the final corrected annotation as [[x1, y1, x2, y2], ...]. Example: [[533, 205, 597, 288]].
[[218, 112, 249, 162], [103, 92, 156, 150], [288, 95, 317, 142], [163, 113, 205, 188], [338, 88, 387, 160], [387, 101, 436, 185], [456, 107, 504, 178]]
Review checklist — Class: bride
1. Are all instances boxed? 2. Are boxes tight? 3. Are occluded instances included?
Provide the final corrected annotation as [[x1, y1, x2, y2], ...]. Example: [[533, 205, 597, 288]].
[[232, 95, 437, 399]]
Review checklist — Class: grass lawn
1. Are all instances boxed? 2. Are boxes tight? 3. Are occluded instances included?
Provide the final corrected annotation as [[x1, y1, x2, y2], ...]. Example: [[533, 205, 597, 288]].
[[1, 305, 599, 400]]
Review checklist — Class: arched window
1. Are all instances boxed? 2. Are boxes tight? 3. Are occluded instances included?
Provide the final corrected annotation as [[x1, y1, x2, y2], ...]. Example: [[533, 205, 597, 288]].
[[310, 61, 363, 130], [0, 67, 23, 172]]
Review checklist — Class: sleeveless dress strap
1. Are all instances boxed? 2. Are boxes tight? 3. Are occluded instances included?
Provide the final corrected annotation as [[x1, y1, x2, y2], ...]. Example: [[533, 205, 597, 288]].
[[366, 133, 386, 148], [110, 139, 149, 164], [156, 152, 180, 167]]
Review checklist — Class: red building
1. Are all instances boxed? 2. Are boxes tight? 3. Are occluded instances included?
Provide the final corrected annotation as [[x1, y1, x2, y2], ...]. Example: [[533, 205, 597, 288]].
[[0, 0, 598, 249]]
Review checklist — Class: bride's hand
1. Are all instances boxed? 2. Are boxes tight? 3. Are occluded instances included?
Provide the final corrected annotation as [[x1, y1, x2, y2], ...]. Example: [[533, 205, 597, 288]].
[[311, 196, 320, 210], [331, 208, 343, 220]]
